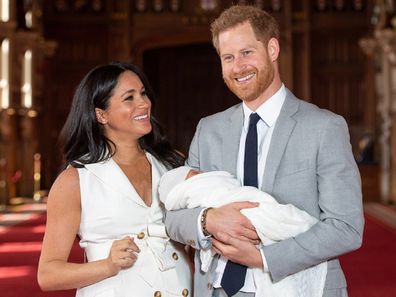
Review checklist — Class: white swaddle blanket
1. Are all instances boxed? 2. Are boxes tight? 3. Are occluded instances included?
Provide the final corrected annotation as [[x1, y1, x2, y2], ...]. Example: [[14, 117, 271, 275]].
[[159, 166, 327, 297]]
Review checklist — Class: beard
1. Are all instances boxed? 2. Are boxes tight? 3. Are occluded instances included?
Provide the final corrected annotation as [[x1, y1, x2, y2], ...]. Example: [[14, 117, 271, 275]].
[[223, 59, 275, 102]]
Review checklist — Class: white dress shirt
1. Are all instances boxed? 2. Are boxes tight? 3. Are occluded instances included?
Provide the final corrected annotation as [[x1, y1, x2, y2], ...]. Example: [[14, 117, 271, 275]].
[[198, 84, 286, 293]]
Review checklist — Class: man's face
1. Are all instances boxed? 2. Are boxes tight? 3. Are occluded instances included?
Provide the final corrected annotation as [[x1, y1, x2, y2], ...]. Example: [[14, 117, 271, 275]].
[[218, 22, 274, 103]]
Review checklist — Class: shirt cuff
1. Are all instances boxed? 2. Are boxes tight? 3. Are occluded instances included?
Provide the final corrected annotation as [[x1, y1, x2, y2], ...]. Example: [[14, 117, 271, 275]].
[[260, 247, 269, 273], [197, 208, 212, 249]]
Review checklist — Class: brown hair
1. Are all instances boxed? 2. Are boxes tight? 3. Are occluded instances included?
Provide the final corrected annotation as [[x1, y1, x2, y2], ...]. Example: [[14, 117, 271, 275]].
[[210, 5, 280, 52]]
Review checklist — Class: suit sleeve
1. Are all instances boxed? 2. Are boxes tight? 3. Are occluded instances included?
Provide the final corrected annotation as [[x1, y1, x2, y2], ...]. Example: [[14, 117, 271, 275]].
[[165, 120, 205, 249], [263, 115, 364, 282]]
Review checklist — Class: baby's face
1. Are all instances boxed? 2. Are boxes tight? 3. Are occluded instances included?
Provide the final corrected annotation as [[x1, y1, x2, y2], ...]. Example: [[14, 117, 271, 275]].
[[186, 169, 201, 180]]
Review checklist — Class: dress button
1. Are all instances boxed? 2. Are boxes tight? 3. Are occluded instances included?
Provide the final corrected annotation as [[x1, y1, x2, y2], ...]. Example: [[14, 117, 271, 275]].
[[137, 232, 145, 239], [172, 252, 179, 260], [182, 288, 189, 296], [154, 291, 161, 297]]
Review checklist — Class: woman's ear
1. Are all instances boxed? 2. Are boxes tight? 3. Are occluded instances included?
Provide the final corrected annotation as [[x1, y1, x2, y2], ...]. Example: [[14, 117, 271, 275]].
[[267, 38, 280, 62], [95, 108, 107, 124]]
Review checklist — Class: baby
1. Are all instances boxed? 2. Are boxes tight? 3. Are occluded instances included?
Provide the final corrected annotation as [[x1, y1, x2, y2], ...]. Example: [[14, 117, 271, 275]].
[[159, 166, 318, 245], [159, 166, 327, 297]]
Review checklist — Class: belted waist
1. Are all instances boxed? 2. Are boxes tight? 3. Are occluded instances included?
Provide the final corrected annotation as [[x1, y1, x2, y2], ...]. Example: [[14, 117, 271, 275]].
[[80, 224, 176, 271]]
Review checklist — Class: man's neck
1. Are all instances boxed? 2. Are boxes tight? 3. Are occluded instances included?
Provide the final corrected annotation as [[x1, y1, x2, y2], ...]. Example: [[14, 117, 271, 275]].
[[244, 78, 282, 111]]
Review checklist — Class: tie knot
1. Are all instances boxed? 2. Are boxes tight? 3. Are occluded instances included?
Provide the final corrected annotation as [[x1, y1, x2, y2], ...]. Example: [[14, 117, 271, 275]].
[[249, 113, 261, 126]]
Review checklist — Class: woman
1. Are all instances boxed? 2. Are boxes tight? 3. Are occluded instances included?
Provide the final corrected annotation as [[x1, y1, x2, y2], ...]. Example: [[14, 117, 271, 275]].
[[37, 62, 192, 297]]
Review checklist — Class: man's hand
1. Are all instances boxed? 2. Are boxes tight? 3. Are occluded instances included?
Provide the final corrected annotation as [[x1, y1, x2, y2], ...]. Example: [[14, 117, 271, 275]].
[[212, 232, 263, 268], [206, 202, 260, 244]]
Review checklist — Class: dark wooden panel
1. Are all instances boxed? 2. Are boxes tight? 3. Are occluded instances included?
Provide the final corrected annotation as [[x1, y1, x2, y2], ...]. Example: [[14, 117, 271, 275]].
[[143, 43, 239, 155], [41, 2, 111, 187], [311, 29, 368, 126]]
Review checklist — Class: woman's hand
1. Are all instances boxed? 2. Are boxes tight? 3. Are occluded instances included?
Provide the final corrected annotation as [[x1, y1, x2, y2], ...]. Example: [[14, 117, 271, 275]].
[[106, 236, 140, 275]]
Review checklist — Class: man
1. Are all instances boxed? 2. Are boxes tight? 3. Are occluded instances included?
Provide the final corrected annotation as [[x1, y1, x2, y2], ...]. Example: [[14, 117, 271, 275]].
[[165, 5, 364, 297]]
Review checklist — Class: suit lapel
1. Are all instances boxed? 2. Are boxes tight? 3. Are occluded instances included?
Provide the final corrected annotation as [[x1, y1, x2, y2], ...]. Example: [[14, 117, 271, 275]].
[[263, 90, 299, 192], [222, 104, 243, 176]]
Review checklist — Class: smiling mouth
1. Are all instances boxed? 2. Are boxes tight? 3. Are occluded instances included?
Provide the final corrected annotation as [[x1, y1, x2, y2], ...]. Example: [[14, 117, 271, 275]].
[[235, 72, 255, 83], [134, 114, 149, 121]]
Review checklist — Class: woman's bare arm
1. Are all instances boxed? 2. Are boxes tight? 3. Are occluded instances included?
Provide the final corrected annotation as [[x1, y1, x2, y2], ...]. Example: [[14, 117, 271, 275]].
[[37, 167, 138, 291]]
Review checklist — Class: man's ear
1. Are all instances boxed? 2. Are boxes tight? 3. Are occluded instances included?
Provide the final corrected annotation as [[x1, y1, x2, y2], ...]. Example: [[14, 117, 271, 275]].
[[95, 108, 107, 124], [267, 38, 280, 62]]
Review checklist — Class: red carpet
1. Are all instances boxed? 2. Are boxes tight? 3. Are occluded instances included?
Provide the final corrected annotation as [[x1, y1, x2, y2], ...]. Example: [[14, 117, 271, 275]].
[[0, 212, 83, 297], [340, 213, 396, 297], [0, 208, 395, 296]]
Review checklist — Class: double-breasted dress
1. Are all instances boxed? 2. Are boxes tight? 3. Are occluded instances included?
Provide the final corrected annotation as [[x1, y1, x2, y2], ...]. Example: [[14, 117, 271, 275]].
[[75, 153, 192, 297]]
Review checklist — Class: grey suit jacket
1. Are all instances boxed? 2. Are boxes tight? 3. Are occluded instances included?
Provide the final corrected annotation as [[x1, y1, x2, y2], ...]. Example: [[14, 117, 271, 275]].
[[165, 90, 364, 297]]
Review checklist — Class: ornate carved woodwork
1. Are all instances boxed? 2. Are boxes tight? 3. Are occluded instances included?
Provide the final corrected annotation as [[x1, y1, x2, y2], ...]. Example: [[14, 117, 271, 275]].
[[0, 0, 377, 202], [360, 0, 396, 204], [0, 0, 56, 207]]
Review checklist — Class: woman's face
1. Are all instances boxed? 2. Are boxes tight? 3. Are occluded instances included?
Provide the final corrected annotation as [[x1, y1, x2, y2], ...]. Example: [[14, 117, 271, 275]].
[[96, 71, 152, 143]]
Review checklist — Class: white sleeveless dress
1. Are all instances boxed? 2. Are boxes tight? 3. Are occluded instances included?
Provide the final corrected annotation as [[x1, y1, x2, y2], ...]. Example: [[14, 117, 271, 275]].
[[75, 153, 192, 297]]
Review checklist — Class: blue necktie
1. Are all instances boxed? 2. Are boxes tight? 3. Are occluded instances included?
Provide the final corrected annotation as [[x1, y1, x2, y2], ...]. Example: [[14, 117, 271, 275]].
[[221, 112, 261, 297]]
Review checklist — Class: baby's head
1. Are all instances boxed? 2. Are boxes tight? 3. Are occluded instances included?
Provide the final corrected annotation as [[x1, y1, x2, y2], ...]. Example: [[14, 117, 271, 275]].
[[159, 166, 201, 202]]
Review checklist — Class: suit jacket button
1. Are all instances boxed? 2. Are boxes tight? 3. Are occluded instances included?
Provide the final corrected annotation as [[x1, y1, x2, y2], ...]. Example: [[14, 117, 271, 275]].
[[182, 288, 189, 296], [172, 252, 179, 260], [207, 283, 213, 290], [154, 291, 161, 297], [137, 232, 145, 239]]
